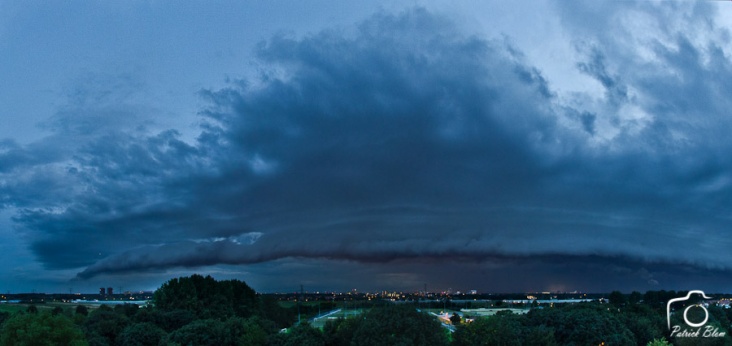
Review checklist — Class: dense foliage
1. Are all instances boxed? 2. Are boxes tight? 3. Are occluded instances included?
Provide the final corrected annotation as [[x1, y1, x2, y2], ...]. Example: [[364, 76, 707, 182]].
[[2, 278, 732, 345], [321, 305, 448, 346], [153, 275, 258, 319], [0, 311, 87, 346]]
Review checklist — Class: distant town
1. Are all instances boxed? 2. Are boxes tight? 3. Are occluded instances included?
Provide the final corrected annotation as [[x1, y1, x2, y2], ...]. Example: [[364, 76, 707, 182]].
[[0, 288, 616, 305], [4, 287, 732, 310]]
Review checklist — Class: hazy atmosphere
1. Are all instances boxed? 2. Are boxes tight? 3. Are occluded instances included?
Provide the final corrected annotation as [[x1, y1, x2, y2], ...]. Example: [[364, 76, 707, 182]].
[[2, 1, 732, 294]]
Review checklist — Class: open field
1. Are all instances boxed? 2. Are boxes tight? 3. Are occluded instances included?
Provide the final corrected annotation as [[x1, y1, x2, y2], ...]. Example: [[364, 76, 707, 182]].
[[310, 308, 366, 328], [422, 308, 459, 315], [0, 301, 117, 315], [0, 304, 27, 314], [277, 301, 326, 309], [460, 307, 529, 316]]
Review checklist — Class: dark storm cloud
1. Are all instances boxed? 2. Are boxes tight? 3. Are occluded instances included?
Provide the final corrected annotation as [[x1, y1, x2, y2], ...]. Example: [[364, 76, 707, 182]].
[[4, 6, 732, 289]]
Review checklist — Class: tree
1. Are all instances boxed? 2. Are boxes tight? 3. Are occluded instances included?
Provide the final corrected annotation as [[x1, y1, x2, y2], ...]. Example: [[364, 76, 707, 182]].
[[165, 319, 227, 346], [83, 310, 131, 345], [450, 312, 462, 325], [114, 304, 139, 318], [162, 316, 271, 346], [116, 322, 167, 346], [259, 294, 296, 328], [621, 304, 665, 345], [131, 274, 305, 344], [609, 291, 626, 307], [153, 274, 258, 319], [643, 291, 661, 306], [527, 303, 635, 346], [524, 325, 559, 346], [0, 312, 87, 346], [646, 338, 671, 346], [133, 308, 195, 333], [225, 316, 273, 346], [269, 323, 325, 346], [350, 305, 447, 346], [454, 314, 523, 346], [0, 312, 9, 327], [629, 291, 643, 305], [323, 317, 360, 346], [76, 305, 89, 316]]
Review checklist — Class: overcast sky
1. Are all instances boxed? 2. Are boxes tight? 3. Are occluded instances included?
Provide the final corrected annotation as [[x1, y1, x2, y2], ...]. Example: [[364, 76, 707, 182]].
[[2, 1, 732, 294]]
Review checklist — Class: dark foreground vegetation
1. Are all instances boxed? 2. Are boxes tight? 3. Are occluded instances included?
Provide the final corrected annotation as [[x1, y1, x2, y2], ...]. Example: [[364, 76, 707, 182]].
[[1, 275, 731, 345]]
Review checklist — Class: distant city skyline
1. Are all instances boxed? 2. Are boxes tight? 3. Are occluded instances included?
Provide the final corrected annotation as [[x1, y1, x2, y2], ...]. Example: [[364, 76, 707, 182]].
[[2, 1, 732, 294]]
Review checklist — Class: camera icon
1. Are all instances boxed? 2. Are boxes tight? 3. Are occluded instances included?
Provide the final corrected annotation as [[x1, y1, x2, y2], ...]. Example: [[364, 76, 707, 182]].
[[667, 290, 712, 330]]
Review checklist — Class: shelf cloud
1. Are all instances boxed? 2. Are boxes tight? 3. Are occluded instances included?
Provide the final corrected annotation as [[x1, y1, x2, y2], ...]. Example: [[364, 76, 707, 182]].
[[3, 3, 732, 291]]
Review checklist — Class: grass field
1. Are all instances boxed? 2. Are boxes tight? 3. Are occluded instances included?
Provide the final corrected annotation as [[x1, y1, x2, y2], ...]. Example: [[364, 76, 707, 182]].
[[277, 301, 327, 309], [0, 304, 27, 314], [309, 308, 366, 328], [0, 302, 101, 315]]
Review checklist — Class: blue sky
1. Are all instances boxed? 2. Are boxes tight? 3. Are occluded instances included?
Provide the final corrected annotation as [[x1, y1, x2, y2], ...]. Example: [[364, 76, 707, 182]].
[[2, 1, 732, 294]]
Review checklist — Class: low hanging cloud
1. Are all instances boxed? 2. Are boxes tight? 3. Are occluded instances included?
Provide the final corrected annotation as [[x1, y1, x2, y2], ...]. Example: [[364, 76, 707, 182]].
[[4, 5, 732, 285]]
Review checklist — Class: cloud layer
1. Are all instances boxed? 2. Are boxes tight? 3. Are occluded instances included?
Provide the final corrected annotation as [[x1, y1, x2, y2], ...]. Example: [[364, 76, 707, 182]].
[[3, 4, 732, 290]]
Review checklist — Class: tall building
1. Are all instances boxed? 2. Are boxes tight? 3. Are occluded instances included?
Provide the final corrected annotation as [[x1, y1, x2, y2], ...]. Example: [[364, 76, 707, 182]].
[[107, 287, 113, 296], [99, 287, 105, 296]]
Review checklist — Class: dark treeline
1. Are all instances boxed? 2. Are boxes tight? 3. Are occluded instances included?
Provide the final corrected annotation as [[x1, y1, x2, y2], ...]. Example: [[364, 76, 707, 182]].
[[1, 276, 730, 345], [0, 275, 298, 346]]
